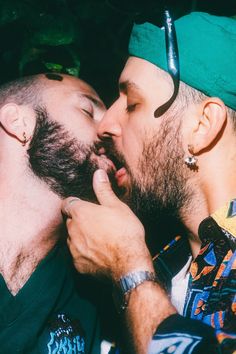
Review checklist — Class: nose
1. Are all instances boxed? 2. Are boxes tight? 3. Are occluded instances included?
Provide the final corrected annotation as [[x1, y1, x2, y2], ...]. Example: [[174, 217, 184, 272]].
[[97, 100, 122, 140]]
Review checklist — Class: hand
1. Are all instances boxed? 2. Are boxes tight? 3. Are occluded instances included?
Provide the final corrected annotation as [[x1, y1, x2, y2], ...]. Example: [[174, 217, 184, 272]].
[[62, 169, 154, 280], [62, 170, 176, 354]]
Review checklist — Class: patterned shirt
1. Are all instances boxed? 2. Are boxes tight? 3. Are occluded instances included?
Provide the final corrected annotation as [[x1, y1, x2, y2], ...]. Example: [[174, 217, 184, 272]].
[[150, 199, 236, 354]]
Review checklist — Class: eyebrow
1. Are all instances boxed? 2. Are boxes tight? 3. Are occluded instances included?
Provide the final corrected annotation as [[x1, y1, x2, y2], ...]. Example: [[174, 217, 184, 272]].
[[119, 80, 141, 94], [80, 93, 105, 110]]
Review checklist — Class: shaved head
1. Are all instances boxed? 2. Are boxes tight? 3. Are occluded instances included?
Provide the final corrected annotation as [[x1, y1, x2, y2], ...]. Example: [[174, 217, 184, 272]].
[[0, 73, 103, 111]]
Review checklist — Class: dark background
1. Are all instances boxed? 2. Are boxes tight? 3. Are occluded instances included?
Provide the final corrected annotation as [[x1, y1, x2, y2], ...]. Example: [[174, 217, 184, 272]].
[[0, 0, 235, 106]]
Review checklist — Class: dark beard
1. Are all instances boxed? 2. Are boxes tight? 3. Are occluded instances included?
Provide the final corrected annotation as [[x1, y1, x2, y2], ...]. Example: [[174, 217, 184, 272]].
[[103, 118, 190, 254], [27, 106, 118, 202], [128, 183, 187, 255]]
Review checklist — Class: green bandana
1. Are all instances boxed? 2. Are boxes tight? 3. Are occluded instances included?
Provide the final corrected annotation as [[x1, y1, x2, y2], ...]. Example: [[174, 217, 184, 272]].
[[129, 12, 236, 111]]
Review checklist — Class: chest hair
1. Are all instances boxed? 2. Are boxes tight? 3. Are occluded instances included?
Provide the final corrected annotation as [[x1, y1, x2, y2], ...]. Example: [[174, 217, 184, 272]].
[[0, 248, 46, 295]]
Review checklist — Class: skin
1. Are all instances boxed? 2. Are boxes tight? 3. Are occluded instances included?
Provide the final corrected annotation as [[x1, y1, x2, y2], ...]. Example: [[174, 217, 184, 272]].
[[62, 57, 236, 353], [0, 74, 111, 295]]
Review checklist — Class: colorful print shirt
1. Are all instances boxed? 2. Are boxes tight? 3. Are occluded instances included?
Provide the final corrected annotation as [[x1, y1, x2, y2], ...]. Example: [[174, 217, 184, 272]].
[[150, 199, 236, 354]]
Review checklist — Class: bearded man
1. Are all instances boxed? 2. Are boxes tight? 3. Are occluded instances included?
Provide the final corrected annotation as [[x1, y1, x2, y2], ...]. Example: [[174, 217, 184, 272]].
[[0, 73, 117, 353], [62, 12, 236, 354]]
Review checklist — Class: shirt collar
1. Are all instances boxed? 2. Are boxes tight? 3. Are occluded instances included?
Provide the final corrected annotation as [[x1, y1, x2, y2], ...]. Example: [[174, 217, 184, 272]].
[[211, 198, 236, 235], [198, 198, 236, 250]]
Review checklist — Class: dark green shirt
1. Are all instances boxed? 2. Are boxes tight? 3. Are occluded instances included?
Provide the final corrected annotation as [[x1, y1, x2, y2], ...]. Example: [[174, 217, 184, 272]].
[[0, 243, 100, 354]]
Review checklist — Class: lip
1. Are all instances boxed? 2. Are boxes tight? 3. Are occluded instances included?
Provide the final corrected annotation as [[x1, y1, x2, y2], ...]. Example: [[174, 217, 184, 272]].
[[94, 148, 130, 188], [115, 167, 126, 178], [115, 167, 128, 187]]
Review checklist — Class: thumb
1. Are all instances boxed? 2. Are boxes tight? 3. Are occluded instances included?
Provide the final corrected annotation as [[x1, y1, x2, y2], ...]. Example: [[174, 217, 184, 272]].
[[93, 169, 120, 206]]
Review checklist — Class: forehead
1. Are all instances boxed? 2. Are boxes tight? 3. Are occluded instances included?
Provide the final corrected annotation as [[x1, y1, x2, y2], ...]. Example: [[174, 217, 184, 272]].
[[119, 57, 172, 93], [41, 75, 105, 111]]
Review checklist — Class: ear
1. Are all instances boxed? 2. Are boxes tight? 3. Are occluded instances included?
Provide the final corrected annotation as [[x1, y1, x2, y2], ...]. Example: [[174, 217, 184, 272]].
[[190, 98, 227, 154], [0, 103, 35, 145]]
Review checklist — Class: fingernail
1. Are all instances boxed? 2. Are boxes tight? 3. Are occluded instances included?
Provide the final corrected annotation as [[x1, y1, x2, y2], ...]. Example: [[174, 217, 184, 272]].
[[68, 197, 80, 205], [96, 169, 109, 182]]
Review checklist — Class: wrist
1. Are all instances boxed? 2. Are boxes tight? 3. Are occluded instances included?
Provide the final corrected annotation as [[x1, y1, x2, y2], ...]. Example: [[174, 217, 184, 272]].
[[112, 269, 160, 313], [129, 281, 177, 335], [111, 249, 154, 281]]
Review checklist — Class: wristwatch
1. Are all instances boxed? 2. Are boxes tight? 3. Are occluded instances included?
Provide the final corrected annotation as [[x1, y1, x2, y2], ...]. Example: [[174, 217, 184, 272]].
[[112, 270, 158, 313]]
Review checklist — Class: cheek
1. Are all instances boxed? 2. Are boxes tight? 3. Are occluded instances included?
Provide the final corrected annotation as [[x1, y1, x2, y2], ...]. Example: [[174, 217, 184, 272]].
[[64, 116, 97, 145], [50, 105, 98, 145], [72, 123, 97, 145], [122, 129, 144, 170]]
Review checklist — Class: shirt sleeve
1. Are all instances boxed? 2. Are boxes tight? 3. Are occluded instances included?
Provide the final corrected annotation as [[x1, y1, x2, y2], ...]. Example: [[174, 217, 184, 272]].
[[148, 314, 223, 354]]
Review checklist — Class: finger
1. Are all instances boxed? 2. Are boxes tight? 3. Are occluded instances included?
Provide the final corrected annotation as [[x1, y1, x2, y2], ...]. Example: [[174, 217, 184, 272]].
[[93, 169, 120, 207], [61, 197, 81, 218]]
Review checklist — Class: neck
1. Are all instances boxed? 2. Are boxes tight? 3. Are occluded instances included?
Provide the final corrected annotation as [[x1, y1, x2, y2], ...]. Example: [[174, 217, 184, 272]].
[[0, 172, 63, 295], [180, 149, 236, 258], [179, 189, 207, 259]]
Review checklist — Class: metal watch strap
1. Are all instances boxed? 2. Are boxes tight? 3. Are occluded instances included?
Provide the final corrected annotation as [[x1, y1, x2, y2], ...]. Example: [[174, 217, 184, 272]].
[[112, 270, 158, 313]]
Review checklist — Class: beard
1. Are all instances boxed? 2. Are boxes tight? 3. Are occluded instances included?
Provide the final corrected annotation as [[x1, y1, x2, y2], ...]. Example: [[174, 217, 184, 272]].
[[104, 116, 190, 254], [27, 106, 118, 202]]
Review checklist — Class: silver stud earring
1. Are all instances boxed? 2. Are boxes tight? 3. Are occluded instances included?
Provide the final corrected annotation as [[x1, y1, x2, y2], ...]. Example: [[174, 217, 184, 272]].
[[184, 155, 197, 166], [184, 145, 198, 169]]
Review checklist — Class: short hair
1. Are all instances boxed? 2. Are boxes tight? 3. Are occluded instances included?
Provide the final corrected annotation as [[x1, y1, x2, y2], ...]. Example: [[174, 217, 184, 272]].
[[179, 82, 236, 129], [0, 75, 44, 108], [177, 81, 236, 129]]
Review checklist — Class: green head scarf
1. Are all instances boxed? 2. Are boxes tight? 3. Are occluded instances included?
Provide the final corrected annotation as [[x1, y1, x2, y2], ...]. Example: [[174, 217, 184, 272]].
[[129, 12, 236, 111]]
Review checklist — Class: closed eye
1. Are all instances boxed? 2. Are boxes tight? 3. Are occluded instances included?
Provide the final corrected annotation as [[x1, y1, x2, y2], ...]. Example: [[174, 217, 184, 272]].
[[126, 103, 139, 113], [82, 108, 94, 119]]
